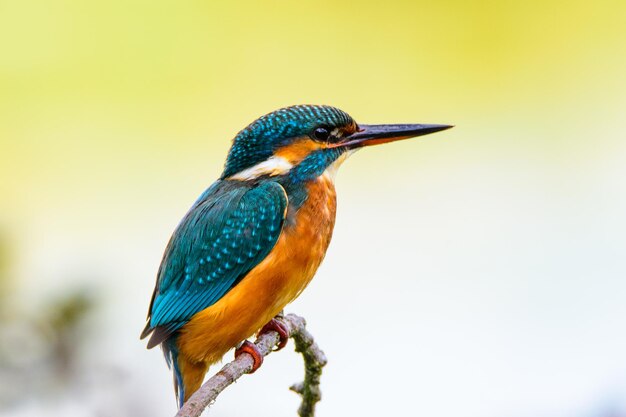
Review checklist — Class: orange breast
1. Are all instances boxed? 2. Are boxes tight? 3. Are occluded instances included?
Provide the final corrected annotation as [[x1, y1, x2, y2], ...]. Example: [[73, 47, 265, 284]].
[[178, 175, 337, 365]]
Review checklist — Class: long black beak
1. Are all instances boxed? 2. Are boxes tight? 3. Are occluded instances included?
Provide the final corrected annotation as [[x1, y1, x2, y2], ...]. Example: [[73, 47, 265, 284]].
[[333, 123, 453, 149]]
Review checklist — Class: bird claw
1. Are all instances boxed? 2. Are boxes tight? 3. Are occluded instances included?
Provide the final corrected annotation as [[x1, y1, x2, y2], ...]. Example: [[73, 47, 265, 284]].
[[233, 318, 289, 373], [234, 340, 263, 373], [259, 318, 289, 351]]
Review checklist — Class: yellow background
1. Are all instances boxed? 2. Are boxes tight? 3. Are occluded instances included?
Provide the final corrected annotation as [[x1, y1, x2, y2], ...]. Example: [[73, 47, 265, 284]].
[[1, 1, 625, 416]]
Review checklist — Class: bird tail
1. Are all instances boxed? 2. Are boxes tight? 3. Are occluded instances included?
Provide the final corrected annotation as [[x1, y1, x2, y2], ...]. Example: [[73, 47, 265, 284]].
[[162, 339, 208, 408]]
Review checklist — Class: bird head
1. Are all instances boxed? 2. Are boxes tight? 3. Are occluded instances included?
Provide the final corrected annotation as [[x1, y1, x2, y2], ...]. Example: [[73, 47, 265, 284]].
[[222, 105, 451, 183]]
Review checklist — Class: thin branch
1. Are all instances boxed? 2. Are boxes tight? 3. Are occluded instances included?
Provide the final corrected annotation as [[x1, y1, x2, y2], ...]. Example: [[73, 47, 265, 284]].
[[288, 316, 327, 417], [175, 313, 327, 417]]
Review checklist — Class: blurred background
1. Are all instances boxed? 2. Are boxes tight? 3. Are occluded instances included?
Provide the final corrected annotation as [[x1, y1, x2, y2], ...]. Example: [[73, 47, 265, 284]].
[[1, 0, 625, 416]]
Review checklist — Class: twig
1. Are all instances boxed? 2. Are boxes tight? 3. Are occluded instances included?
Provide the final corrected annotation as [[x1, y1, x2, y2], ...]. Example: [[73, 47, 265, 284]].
[[288, 316, 327, 417], [175, 313, 327, 417]]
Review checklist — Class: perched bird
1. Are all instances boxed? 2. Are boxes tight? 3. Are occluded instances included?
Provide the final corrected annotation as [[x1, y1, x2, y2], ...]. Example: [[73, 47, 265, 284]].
[[141, 105, 451, 407]]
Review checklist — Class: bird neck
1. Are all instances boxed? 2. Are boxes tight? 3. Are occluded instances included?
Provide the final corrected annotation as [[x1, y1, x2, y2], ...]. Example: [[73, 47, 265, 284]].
[[287, 148, 344, 184], [277, 148, 350, 210]]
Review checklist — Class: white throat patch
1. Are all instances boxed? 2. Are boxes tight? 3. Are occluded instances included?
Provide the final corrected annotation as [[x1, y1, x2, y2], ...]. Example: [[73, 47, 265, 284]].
[[228, 156, 294, 181], [322, 149, 357, 182]]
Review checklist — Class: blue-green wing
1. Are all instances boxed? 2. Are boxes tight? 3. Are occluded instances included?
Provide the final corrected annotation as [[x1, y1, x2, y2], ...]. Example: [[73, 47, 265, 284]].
[[141, 180, 287, 347]]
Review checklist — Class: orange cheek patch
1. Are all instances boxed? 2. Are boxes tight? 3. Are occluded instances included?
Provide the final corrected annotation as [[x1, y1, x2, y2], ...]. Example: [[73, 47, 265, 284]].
[[346, 121, 359, 136], [275, 138, 326, 164]]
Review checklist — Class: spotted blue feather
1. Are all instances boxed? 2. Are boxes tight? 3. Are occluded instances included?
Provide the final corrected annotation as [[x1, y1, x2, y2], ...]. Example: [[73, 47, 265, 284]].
[[142, 180, 287, 347]]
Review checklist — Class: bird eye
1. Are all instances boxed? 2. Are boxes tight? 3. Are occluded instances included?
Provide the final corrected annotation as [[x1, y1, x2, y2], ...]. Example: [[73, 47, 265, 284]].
[[312, 127, 330, 141]]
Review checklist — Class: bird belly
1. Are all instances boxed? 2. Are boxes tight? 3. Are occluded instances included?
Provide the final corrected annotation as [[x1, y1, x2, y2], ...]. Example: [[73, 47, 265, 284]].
[[177, 176, 337, 365]]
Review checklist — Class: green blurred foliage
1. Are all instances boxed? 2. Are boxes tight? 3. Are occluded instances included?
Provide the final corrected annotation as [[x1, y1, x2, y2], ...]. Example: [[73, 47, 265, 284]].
[[0, 235, 96, 408]]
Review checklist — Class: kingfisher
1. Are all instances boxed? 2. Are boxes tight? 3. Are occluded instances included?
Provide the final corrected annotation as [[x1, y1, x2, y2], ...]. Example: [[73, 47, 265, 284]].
[[141, 105, 451, 407]]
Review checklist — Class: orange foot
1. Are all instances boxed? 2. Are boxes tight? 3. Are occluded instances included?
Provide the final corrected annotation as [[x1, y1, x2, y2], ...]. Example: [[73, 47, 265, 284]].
[[235, 340, 263, 373], [260, 318, 289, 350]]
